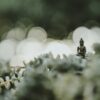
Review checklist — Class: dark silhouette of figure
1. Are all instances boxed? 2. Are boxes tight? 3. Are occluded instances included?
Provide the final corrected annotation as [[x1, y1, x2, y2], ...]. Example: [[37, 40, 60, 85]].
[[77, 38, 86, 58]]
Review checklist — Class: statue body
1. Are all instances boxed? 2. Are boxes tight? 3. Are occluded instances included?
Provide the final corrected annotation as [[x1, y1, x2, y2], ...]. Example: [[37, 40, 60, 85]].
[[77, 38, 86, 58]]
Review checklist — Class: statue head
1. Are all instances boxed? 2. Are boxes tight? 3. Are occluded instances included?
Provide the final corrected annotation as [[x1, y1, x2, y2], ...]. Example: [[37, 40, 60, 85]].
[[80, 38, 84, 46]]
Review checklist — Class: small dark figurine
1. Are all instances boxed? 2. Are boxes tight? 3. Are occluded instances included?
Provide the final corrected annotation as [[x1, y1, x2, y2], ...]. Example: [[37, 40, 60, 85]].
[[77, 38, 86, 58]]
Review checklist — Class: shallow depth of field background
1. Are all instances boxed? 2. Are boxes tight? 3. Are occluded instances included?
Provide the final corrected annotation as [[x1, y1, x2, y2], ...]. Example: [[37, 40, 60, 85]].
[[0, 0, 100, 100]]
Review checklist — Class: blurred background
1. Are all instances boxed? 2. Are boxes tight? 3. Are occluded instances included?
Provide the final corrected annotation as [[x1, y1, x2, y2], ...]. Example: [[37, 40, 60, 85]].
[[0, 1, 100, 100], [0, 0, 100, 39]]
